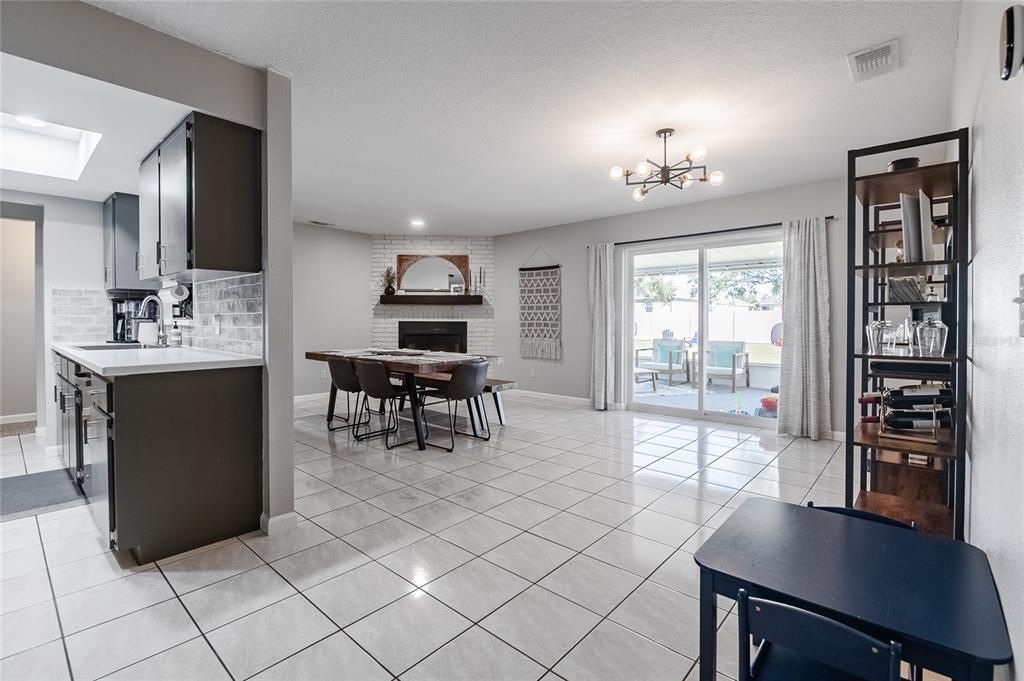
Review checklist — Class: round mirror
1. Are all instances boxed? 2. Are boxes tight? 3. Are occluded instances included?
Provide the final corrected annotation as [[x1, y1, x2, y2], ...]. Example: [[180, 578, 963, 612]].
[[399, 256, 467, 291]]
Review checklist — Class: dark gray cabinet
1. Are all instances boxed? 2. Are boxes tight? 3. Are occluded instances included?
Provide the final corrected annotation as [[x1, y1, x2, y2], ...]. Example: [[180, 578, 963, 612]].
[[103, 193, 158, 291], [138, 112, 262, 279], [138, 153, 161, 281]]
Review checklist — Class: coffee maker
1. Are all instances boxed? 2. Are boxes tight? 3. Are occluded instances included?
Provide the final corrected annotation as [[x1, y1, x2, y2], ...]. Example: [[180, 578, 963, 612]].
[[109, 294, 149, 343]]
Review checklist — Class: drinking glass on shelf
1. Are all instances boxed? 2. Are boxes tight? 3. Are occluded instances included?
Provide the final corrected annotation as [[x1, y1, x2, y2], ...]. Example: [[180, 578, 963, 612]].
[[916, 319, 949, 357]]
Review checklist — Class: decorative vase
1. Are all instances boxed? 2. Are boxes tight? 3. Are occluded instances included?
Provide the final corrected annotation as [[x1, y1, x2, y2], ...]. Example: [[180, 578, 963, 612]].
[[384, 285, 396, 296], [916, 319, 948, 357]]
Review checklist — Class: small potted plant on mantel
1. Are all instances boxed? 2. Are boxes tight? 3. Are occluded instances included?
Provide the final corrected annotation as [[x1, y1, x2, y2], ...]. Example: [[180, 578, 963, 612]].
[[381, 266, 397, 296]]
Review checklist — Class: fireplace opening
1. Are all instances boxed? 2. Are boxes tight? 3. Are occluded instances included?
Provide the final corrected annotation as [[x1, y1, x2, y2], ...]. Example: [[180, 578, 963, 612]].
[[398, 321, 467, 353]]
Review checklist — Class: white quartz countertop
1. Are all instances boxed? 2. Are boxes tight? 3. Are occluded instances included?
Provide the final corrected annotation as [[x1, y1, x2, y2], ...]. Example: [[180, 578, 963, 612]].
[[52, 343, 264, 377]]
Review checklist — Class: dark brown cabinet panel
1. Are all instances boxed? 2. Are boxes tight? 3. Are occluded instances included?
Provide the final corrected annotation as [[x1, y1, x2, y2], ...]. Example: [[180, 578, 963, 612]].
[[139, 111, 262, 279]]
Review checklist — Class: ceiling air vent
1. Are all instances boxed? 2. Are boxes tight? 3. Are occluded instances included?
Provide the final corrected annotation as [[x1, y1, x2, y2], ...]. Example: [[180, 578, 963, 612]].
[[847, 39, 901, 82]]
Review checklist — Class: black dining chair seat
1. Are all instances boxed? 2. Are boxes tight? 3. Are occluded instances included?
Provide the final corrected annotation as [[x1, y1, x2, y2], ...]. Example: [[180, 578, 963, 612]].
[[749, 644, 874, 681], [352, 359, 420, 448], [418, 359, 490, 451], [738, 589, 903, 681]]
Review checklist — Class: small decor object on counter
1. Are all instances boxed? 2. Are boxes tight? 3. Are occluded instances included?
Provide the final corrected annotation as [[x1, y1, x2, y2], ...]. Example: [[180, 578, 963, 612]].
[[450, 284, 465, 294], [168, 322, 183, 347], [916, 318, 949, 357], [381, 266, 397, 296], [519, 264, 562, 360]]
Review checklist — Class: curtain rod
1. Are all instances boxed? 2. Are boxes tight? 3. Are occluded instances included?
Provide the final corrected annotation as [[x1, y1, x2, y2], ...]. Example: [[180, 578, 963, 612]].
[[613, 216, 835, 247]]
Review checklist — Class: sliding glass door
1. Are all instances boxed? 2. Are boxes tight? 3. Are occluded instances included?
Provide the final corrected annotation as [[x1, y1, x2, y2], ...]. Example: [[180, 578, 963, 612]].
[[626, 230, 784, 423]]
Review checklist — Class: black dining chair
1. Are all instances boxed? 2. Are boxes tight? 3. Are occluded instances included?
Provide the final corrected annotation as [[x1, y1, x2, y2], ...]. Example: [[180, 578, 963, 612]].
[[806, 501, 917, 530], [737, 589, 903, 681], [419, 359, 490, 452], [352, 359, 422, 449], [326, 359, 370, 432]]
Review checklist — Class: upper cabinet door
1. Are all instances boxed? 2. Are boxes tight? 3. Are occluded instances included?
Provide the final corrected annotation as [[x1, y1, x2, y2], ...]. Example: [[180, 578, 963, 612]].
[[190, 113, 262, 273], [111, 194, 156, 291], [102, 197, 115, 289], [138, 152, 161, 281], [158, 124, 191, 276]]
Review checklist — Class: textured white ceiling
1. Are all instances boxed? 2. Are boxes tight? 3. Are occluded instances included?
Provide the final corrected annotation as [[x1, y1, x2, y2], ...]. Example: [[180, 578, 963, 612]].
[[87, 1, 961, 236], [0, 53, 191, 202]]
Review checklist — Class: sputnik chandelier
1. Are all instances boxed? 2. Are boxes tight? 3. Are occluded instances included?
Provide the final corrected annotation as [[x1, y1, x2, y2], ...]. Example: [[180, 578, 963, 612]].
[[609, 128, 724, 202]]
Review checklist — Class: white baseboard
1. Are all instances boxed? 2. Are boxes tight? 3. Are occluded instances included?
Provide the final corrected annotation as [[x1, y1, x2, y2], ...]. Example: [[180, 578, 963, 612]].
[[261, 511, 299, 535], [513, 389, 590, 405], [1, 412, 36, 425], [294, 392, 329, 406]]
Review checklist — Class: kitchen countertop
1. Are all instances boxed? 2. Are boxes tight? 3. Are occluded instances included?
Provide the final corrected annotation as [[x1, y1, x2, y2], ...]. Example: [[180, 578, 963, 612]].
[[52, 343, 264, 377]]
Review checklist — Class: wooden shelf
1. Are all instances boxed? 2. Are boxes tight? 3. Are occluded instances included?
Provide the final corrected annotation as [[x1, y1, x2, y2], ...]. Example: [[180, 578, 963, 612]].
[[868, 226, 950, 250], [854, 260, 952, 277], [854, 350, 958, 362], [378, 295, 484, 305], [853, 422, 956, 459], [855, 162, 958, 205], [854, 490, 953, 536]]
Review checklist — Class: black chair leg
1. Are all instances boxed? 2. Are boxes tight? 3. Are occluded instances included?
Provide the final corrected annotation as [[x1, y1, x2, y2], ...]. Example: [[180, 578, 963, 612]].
[[491, 392, 507, 425], [466, 399, 480, 437], [328, 392, 363, 432]]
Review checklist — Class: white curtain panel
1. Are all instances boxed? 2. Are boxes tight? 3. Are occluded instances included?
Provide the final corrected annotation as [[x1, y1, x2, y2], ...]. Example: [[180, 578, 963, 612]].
[[778, 217, 832, 439], [588, 243, 615, 410]]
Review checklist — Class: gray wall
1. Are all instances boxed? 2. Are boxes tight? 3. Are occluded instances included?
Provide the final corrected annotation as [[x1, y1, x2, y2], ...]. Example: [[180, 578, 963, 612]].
[[494, 178, 847, 432], [0, 218, 36, 418], [0, 190, 105, 436], [952, 1, 1024, 666], [293, 223, 372, 396]]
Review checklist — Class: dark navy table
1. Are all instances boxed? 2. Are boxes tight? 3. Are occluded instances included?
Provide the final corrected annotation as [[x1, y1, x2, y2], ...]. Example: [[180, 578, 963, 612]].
[[694, 498, 1013, 681]]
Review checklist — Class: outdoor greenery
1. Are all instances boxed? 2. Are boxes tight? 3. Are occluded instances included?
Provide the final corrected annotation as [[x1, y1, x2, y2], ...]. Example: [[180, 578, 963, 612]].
[[637, 268, 782, 309], [634, 276, 677, 307]]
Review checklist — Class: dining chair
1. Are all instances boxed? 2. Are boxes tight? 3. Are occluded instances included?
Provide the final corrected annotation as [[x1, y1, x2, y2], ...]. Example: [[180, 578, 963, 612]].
[[352, 359, 421, 449], [806, 501, 917, 530], [326, 359, 370, 432], [737, 589, 903, 681], [419, 359, 490, 452]]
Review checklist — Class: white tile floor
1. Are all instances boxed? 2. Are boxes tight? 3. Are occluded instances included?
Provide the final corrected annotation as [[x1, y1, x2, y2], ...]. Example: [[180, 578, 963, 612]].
[[1, 432, 64, 479], [0, 392, 854, 680]]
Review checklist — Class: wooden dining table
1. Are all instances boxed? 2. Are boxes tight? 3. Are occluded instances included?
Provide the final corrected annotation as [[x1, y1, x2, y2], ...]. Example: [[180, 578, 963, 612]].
[[305, 348, 489, 450], [694, 497, 1013, 681]]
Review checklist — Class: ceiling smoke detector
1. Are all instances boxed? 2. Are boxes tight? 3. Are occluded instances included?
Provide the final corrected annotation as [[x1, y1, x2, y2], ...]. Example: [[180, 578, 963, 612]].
[[847, 39, 901, 82]]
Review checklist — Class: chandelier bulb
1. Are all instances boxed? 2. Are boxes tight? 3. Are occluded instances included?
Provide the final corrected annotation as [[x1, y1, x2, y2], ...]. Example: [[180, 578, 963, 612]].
[[709, 170, 725, 186], [687, 145, 708, 162], [632, 187, 646, 202], [681, 173, 694, 188], [635, 160, 652, 177], [609, 166, 624, 181]]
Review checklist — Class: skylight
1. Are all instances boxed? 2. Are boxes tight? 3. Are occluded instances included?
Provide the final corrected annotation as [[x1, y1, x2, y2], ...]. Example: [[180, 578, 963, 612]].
[[0, 112, 102, 180]]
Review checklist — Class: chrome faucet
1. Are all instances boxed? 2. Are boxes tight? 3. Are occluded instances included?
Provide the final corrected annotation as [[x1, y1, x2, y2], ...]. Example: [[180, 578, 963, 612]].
[[139, 294, 167, 347]]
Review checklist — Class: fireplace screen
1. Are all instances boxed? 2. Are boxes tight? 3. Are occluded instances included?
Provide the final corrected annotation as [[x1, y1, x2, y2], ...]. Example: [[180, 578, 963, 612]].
[[398, 321, 468, 353]]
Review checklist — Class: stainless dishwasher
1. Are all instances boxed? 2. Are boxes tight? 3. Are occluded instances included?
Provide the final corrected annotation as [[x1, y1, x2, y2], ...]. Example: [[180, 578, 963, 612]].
[[83, 375, 116, 548]]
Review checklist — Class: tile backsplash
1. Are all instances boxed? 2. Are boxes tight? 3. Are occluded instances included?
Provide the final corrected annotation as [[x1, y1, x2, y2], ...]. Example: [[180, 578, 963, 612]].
[[185, 273, 264, 356], [51, 289, 110, 343]]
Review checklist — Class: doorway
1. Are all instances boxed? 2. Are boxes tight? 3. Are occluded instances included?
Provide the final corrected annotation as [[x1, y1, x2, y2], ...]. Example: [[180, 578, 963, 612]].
[[1, 217, 37, 436], [624, 229, 784, 424]]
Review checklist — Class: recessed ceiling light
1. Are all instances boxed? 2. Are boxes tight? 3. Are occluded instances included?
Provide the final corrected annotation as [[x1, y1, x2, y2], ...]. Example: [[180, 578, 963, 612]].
[[14, 115, 46, 128], [0, 112, 102, 180], [410, 219, 425, 228]]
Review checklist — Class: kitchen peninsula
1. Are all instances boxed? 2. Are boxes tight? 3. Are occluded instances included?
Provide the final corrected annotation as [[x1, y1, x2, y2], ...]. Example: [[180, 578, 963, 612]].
[[52, 343, 263, 564]]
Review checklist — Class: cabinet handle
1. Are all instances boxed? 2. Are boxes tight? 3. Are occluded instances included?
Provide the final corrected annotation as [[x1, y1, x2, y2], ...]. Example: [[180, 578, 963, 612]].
[[135, 251, 140, 272], [159, 244, 168, 270], [87, 389, 106, 396]]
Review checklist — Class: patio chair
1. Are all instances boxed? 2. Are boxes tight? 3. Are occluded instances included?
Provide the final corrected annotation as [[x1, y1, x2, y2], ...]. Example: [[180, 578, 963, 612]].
[[635, 338, 691, 386], [705, 340, 750, 393]]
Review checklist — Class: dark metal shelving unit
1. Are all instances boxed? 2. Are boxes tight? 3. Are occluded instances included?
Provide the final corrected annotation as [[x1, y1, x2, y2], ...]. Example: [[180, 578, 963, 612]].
[[845, 129, 969, 539]]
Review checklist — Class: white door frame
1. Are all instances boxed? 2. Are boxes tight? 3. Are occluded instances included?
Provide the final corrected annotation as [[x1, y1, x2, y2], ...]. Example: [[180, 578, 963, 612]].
[[618, 227, 782, 427]]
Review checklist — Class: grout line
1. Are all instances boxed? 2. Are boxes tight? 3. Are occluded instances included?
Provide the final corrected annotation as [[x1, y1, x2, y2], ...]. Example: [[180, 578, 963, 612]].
[[32, 515, 76, 681]]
